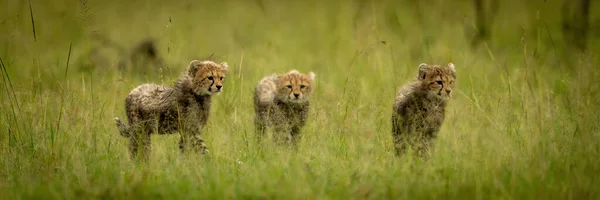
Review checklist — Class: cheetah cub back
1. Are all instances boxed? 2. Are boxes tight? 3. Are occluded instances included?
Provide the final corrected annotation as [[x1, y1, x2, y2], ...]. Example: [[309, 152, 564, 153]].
[[254, 70, 316, 146], [391, 62, 456, 157]]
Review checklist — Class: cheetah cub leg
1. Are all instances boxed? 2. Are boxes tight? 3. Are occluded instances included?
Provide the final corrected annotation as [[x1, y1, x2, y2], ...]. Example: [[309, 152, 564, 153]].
[[179, 134, 209, 154], [178, 125, 209, 155], [290, 125, 303, 147], [254, 103, 269, 142], [392, 134, 408, 156], [128, 123, 152, 161], [272, 125, 292, 146]]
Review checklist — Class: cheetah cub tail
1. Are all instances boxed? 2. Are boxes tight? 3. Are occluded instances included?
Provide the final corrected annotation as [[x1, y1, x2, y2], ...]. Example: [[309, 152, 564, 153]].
[[114, 117, 130, 137]]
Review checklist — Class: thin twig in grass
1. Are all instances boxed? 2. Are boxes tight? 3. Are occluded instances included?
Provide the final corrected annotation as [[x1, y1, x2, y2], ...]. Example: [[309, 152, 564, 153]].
[[483, 42, 495, 62], [3, 57, 35, 154], [500, 61, 512, 102], [238, 48, 245, 112], [238, 49, 250, 152], [388, 42, 397, 88], [0, 57, 20, 146], [563, 78, 579, 138], [520, 27, 535, 97], [543, 22, 565, 76], [89, 70, 97, 153], [342, 41, 386, 95], [96, 100, 110, 154], [56, 43, 72, 135], [64, 43, 72, 80], [456, 89, 500, 131], [0, 58, 20, 111], [243, 130, 250, 154], [28, 0, 36, 42], [340, 42, 383, 134], [339, 50, 362, 134], [341, 81, 354, 134]]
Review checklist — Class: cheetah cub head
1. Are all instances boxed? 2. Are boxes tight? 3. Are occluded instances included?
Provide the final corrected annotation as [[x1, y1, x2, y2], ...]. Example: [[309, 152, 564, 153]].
[[417, 63, 456, 100], [188, 60, 228, 96], [277, 70, 316, 104]]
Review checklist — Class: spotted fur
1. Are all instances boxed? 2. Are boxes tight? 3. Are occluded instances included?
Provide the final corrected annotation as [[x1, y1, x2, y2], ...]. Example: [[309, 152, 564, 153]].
[[254, 70, 316, 146], [114, 60, 228, 160], [391, 63, 456, 157]]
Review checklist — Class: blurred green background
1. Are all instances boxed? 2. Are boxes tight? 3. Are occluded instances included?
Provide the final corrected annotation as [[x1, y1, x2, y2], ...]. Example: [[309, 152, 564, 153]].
[[1, 0, 599, 199]]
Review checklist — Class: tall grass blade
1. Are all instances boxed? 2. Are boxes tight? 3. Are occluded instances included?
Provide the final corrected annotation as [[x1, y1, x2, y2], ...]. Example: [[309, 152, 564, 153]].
[[28, 0, 37, 42]]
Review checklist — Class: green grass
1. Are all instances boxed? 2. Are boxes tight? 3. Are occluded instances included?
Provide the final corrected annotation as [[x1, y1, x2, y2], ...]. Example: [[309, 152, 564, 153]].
[[1, 0, 599, 199]]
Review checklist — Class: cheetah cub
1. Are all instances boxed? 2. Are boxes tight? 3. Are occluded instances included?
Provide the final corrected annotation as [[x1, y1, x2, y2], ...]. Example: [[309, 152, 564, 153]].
[[254, 70, 316, 146], [114, 60, 228, 159], [392, 63, 456, 157]]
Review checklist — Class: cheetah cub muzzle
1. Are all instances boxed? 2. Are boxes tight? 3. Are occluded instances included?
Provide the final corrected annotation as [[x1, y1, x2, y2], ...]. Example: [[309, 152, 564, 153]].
[[391, 63, 456, 157], [114, 60, 228, 160], [254, 70, 316, 146]]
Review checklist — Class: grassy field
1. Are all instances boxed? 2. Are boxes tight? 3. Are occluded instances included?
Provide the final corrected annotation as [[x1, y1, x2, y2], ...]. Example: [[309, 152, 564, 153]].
[[1, 0, 600, 199]]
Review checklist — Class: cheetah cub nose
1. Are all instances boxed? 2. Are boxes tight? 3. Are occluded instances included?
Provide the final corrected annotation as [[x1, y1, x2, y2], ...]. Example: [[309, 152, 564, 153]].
[[294, 93, 300, 98], [216, 85, 222, 90], [445, 89, 452, 94]]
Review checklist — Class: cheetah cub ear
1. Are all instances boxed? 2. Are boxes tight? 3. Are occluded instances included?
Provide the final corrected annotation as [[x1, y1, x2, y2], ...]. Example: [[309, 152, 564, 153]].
[[417, 63, 429, 80], [188, 60, 202, 75], [220, 62, 229, 71], [448, 62, 455, 72], [308, 72, 316, 81]]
